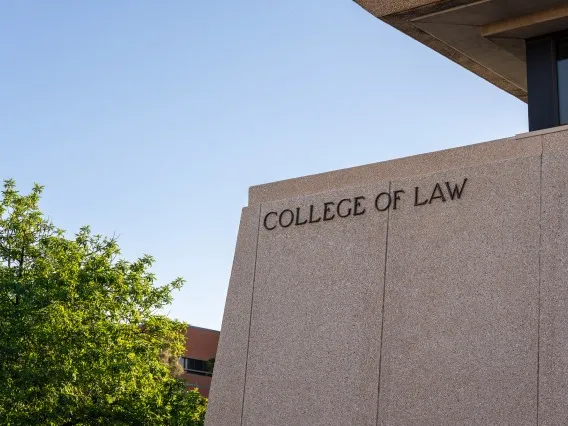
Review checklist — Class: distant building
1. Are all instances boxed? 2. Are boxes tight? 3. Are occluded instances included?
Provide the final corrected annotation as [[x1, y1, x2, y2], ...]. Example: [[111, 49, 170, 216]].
[[179, 325, 219, 398]]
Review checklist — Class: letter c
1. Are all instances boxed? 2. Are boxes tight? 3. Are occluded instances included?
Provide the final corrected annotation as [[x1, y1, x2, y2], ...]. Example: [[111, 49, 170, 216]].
[[263, 212, 278, 230]]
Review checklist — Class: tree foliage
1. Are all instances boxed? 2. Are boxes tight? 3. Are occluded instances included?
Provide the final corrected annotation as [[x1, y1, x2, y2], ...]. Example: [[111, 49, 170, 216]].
[[0, 180, 207, 425]]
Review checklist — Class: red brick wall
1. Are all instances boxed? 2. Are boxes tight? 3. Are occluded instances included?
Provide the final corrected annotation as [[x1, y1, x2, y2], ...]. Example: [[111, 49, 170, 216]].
[[183, 372, 214, 398], [182, 326, 219, 398], [184, 326, 219, 360]]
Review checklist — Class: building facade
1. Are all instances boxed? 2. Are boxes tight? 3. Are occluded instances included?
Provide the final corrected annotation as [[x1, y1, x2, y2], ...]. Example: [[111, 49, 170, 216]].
[[206, 1, 568, 425], [180, 326, 219, 398]]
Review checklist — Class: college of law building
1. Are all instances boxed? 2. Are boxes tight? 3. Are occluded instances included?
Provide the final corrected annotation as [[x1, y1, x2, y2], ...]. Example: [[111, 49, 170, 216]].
[[206, 1, 568, 425]]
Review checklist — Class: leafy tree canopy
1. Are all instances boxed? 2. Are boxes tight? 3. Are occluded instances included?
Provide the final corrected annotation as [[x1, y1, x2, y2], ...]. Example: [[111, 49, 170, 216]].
[[0, 180, 206, 425]]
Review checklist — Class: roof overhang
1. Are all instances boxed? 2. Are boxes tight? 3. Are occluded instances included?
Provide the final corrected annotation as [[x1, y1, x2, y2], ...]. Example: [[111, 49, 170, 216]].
[[355, 0, 568, 102]]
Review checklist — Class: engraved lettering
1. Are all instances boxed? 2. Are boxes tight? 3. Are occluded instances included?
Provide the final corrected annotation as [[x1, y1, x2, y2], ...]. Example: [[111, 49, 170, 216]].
[[429, 183, 446, 203], [264, 178, 468, 231], [308, 204, 322, 223], [375, 192, 391, 212], [279, 209, 294, 228], [393, 190, 405, 210], [323, 202, 336, 221], [295, 207, 308, 226], [445, 178, 467, 200], [414, 186, 428, 206], [353, 196, 366, 216], [263, 211, 278, 231], [337, 198, 352, 218]]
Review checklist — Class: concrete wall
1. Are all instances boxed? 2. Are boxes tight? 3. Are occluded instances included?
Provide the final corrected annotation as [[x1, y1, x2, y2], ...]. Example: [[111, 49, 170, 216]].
[[206, 126, 568, 425]]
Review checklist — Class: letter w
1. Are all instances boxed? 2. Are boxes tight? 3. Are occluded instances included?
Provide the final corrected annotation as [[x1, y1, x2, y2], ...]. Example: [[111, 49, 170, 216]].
[[445, 178, 467, 200]]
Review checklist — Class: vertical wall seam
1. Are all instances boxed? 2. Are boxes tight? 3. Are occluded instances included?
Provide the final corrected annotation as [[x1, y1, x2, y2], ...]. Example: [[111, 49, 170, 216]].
[[239, 204, 262, 426], [537, 138, 544, 426], [375, 181, 392, 426]]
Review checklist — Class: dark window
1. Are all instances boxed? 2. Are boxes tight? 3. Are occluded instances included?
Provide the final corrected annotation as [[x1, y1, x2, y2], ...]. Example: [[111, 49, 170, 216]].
[[526, 31, 568, 131], [179, 357, 212, 376], [558, 36, 568, 125], [527, 35, 558, 131]]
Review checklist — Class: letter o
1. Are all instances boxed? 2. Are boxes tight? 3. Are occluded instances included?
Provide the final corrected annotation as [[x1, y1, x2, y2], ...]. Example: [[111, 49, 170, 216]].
[[375, 192, 392, 212], [279, 209, 294, 228]]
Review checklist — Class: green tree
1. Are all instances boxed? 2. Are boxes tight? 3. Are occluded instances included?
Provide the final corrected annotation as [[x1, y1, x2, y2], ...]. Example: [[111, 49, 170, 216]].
[[0, 180, 207, 425]]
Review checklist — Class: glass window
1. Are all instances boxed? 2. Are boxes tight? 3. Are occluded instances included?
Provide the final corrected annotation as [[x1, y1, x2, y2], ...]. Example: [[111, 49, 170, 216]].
[[557, 36, 568, 125], [179, 357, 212, 376]]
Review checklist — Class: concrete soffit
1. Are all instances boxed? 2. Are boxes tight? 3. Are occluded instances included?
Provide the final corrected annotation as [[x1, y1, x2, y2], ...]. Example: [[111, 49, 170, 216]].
[[355, 0, 568, 103]]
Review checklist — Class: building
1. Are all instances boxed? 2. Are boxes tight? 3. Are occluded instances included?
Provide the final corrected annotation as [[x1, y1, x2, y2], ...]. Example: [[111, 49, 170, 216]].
[[179, 326, 219, 398], [207, 1, 568, 425], [354, 0, 568, 132]]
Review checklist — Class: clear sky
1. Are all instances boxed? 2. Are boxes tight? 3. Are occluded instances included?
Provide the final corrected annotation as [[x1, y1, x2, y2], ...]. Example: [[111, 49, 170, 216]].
[[0, 1, 527, 330]]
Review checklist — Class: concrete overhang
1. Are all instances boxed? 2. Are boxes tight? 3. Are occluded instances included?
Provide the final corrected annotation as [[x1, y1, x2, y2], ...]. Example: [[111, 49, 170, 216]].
[[355, 0, 568, 102]]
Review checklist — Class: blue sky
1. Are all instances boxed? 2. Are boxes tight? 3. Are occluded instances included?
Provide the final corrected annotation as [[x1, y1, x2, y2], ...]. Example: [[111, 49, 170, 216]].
[[0, 1, 527, 330]]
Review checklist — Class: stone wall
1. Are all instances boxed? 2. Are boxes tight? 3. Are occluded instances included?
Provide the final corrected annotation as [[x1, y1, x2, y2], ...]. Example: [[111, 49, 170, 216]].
[[206, 126, 568, 425]]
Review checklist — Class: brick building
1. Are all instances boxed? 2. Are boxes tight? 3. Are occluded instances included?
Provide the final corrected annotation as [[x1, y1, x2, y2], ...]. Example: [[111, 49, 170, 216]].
[[179, 326, 219, 398]]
